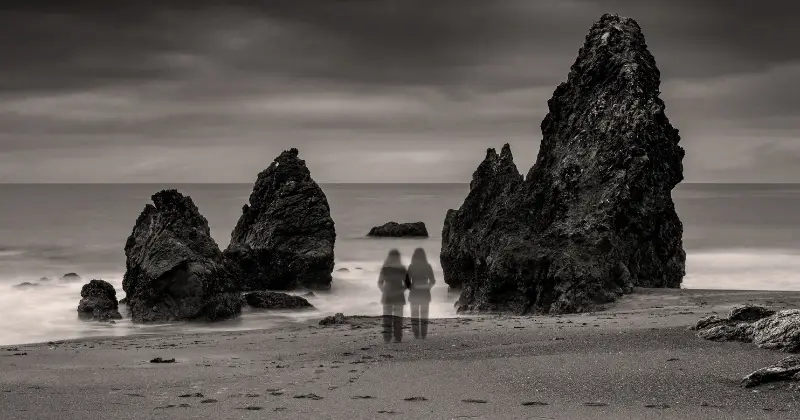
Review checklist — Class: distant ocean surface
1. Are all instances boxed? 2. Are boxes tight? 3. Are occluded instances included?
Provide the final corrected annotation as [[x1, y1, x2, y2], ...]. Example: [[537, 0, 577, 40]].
[[1, 183, 799, 345]]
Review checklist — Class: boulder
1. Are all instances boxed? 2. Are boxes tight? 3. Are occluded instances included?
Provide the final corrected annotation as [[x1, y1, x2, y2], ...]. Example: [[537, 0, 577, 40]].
[[243, 291, 314, 310], [122, 189, 242, 323], [225, 148, 336, 291], [367, 221, 429, 238], [61, 273, 82, 282], [77, 279, 122, 321], [694, 308, 800, 353], [12, 282, 38, 289], [741, 356, 800, 388], [440, 14, 685, 314]]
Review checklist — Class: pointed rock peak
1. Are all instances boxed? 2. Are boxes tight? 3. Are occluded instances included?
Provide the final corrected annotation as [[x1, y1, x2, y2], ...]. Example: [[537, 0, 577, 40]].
[[150, 189, 198, 214], [500, 143, 513, 161]]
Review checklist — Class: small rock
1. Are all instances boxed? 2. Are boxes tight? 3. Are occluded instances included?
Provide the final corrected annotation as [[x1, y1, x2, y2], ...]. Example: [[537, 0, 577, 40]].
[[729, 305, 776, 322], [150, 357, 176, 364], [60, 273, 82, 282], [742, 355, 800, 388], [319, 313, 348, 326], [367, 221, 428, 238]]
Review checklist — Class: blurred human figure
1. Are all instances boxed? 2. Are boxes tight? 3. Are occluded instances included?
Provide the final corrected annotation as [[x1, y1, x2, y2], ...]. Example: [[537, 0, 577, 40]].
[[405, 247, 435, 339], [378, 249, 408, 343]]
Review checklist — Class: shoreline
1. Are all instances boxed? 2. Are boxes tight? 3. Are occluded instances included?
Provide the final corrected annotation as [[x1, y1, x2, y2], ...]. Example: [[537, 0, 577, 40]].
[[2, 288, 799, 419]]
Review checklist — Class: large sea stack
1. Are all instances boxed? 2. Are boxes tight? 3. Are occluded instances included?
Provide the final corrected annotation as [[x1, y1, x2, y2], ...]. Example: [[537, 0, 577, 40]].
[[122, 190, 242, 323], [225, 148, 335, 291], [441, 14, 685, 314]]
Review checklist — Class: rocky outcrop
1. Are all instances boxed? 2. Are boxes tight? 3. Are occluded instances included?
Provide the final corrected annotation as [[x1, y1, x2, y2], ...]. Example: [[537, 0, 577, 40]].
[[243, 291, 314, 310], [319, 313, 348, 326], [742, 356, 800, 388], [694, 306, 800, 352], [77, 279, 122, 321], [440, 14, 685, 314], [12, 282, 38, 289], [122, 190, 242, 323], [367, 222, 428, 237], [225, 149, 335, 291]]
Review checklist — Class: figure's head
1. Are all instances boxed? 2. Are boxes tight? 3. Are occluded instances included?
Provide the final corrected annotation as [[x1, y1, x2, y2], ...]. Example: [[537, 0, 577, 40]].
[[384, 249, 402, 267], [411, 247, 427, 265]]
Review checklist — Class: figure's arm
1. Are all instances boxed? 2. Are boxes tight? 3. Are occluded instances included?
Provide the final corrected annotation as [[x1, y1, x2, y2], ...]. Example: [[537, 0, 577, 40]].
[[427, 265, 436, 289], [377, 268, 386, 291]]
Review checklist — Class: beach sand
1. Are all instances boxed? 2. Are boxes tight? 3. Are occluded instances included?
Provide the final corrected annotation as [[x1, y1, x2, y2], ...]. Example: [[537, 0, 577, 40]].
[[2, 288, 799, 419]]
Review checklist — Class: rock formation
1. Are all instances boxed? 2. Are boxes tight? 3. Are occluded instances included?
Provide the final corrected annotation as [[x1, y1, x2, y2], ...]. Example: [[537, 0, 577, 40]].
[[694, 305, 800, 352], [243, 291, 314, 310], [319, 313, 348, 326], [742, 356, 800, 388], [77, 279, 122, 321], [122, 190, 242, 323], [225, 148, 335, 291], [12, 282, 38, 289], [440, 13, 685, 314], [367, 221, 428, 237]]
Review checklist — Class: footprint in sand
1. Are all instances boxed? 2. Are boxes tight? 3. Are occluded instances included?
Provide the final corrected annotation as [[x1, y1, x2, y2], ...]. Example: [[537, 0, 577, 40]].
[[238, 406, 263, 411], [200, 399, 218, 404], [583, 402, 608, 407], [294, 393, 324, 400], [352, 395, 374, 400], [462, 399, 488, 404], [644, 403, 670, 409], [404, 396, 428, 401], [521, 401, 549, 406], [178, 392, 204, 398]]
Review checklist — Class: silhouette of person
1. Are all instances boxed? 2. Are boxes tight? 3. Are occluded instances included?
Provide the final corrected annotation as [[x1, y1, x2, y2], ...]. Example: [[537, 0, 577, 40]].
[[405, 247, 435, 339], [378, 249, 408, 343]]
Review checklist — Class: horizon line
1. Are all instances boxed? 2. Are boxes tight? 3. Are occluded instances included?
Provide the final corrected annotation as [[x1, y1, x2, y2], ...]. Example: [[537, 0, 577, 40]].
[[2, 182, 800, 185]]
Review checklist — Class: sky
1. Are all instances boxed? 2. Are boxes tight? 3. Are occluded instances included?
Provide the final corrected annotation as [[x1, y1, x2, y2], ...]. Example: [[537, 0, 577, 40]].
[[1, 0, 799, 183]]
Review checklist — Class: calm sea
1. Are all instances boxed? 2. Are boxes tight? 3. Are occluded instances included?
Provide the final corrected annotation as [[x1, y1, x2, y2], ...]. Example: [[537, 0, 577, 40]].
[[1, 183, 799, 345]]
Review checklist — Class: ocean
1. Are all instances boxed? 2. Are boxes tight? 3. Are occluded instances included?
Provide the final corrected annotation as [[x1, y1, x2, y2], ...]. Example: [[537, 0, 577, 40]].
[[1, 183, 799, 345]]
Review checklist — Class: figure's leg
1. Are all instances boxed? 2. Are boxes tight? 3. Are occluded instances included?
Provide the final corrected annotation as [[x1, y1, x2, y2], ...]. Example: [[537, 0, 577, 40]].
[[421, 304, 430, 338], [393, 305, 404, 342], [382, 304, 393, 343], [410, 304, 420, 338]]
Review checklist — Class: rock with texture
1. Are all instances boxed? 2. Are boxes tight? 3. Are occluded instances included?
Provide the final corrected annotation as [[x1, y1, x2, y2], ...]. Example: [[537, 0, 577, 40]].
[[243, 291, 314, 310], [319, 313, 348, 326], [225, 149, 335, 291], [122, 190, 242, 323], [440, 14, 685, 314], [77, 279, 122, 321], [742, 356, 800, 388], [694, 307, 800, 352], [367, 221, 429, 237]]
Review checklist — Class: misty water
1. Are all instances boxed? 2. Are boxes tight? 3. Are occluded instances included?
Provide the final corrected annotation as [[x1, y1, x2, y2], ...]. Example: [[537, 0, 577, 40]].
[[1, 183, 799, 345]]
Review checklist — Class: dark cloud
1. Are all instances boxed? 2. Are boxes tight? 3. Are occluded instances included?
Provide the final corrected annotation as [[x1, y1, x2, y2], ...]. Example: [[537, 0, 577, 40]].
[[0, 0, 799, 182]]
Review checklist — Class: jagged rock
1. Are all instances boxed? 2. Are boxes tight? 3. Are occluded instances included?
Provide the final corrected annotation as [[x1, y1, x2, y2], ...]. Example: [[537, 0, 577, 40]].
[[319, 313, 348, 326], [225, 149, 335, 291], [122, 190, 242, 323], [12, 282, 38, 289], [729, 304, 775, 322], [77, 279, 122, 321], [61, 273, 82, 282], [694, 308, 800, 353], [742, 356, 800, 388], [367, 221, 429, 238], [300, 291, 316, 298], [440, 14, 685, 314], [696, 322, 753, 343], [243, 291, 314, 310], [690, 315, 727, 331], [750, 310, 800, 352]]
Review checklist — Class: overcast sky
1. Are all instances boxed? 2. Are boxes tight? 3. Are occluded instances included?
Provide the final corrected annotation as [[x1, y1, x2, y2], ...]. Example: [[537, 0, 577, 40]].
[[1, 0, 798, 183]]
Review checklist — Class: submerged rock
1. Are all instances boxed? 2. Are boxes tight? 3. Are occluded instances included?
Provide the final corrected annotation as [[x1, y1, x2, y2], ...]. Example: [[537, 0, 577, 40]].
[[243, 291, 314, 310], [12, 282, 39, 289], [39, 277, 51, 282], [61, 273, 82, 282], [440, 14, 685, 314], [77, 279, 122, 321], [367, 221, 429, 238], [742, 356, 800, 388], [122, 190, 241, 323], [225, 148, 336, 291]]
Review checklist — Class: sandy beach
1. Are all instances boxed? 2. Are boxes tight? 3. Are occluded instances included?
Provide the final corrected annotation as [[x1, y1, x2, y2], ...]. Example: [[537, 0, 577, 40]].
[[2, 288, 799, 420]]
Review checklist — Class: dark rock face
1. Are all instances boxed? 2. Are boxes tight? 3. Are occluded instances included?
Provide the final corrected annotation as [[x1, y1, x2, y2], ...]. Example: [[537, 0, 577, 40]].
[[742, 356, 800, 388], [440, 14, 685, 314], [77, 279, 122, 321], [243, 291, 314, 310], [122, 190, 242, 323], [61, 273, 82, 282], [694, 307, 800, 353], [367, 222, 429, 238], [225, 149, 335, 291]]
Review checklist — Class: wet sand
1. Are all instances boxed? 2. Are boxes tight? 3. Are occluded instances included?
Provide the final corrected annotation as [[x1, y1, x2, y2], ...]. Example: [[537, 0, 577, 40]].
[[2, 288, 799, 419]]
